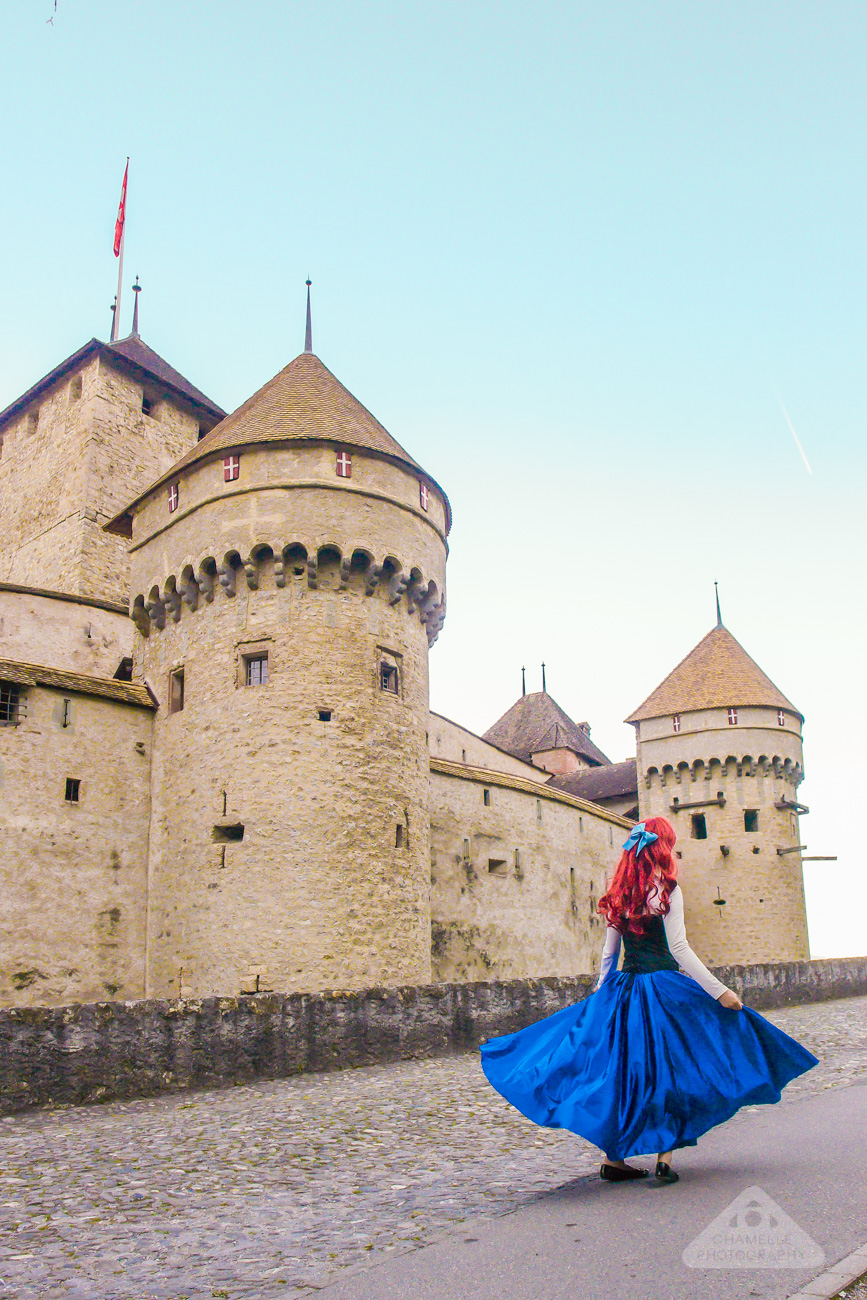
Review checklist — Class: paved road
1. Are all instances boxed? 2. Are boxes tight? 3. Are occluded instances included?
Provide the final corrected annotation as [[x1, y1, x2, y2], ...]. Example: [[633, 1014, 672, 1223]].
[[0, 995, 865, 1300]]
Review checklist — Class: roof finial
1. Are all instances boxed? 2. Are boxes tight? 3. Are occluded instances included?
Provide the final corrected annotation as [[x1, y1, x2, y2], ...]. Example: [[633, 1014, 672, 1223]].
[[715, 580, 723, 627], [304, 278, 313, 353], [131, 276, 141, 337], [110, 295, 117, 339], [521, 666, 526, 697], [541, 662, 547, 693]]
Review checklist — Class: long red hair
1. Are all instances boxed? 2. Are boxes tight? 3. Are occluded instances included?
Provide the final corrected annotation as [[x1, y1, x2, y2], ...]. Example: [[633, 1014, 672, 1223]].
[[597, 816, 679, 935]]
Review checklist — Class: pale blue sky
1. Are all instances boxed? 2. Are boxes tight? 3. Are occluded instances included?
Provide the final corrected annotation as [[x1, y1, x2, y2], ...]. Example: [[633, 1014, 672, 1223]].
[[2, 1, 864, 956]]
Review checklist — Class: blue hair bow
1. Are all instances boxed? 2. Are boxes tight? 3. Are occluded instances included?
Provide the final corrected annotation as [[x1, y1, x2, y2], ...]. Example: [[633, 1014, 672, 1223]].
[[622, 822, 658, 857]]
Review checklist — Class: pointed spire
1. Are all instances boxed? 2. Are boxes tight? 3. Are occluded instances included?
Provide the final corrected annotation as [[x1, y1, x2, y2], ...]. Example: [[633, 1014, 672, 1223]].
[[109, 295, 117, 341], [541, 662, 547, 693], [521, 666, 526, 697], [131, 276, 141, 337], [715, 580, 723, 627], [304, 279, 313, 353]]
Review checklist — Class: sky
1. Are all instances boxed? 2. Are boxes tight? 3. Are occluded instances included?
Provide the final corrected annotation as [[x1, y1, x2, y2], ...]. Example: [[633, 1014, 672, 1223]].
[[1, 1, 864, 958]]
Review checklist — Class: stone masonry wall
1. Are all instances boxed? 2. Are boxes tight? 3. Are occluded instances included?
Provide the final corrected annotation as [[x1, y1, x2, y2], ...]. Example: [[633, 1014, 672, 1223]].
[[0, 685, 153, 1008], [0, 587, 132, 677], [0, 354, 200, 604], [1, 955, 865, 1113], [430, 761, 628, 982]]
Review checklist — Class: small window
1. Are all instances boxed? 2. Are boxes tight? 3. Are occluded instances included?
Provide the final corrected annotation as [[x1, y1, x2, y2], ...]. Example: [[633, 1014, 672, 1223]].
[[396, 824, 405, 848], [223, 455, 240, 482], [168, 667, 185, 714], [27, 410, 39, 432], [579, 816, 583, 832], [336, 451, 352, 478], [168, 482, 179, 513], [419, 482, 429, 511], [777, 709, 785, 727], [141, 396, 154, 416], [727, 707, 738, 725], [212, 824, 245, 842], [318, 709, 332, 722], [691, 813, 707, 839], [744, 810, 759, 832], [0, 680, 21, 725], [70, 375, 82, 402], [536, 799, 542, 823], [245, 654, 269, 687], [488, 857, 507, 875], [380, 662, 399, 694], [461, 748, 467, 763], [65, 778, 80, 803], [672, 714, 681, 733], [113, 657, 133, 682], [483, 788, 491, 807], [61, 699, 71, 729]]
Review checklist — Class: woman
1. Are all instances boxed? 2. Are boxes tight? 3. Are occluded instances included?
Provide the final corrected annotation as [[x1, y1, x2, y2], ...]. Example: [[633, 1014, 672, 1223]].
[[479, 816, 818, 1185]]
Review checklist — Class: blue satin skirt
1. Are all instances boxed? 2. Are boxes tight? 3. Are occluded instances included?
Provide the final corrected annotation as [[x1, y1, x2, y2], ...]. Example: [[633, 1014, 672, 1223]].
[[479, 971, 819, 1160]]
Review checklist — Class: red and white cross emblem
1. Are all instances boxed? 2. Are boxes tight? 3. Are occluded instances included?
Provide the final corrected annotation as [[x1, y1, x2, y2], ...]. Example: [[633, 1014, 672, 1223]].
[[224, 454, 240, 482], [168, 483, 179, 513], [419, 482, 429, 510], [336, 451, 352, 478]]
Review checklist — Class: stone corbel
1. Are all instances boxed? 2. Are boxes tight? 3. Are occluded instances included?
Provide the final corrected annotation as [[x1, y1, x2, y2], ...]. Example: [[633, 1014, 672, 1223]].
[[306, 555, 319, 590], [146, 596, 166, 630], [364, 563, 383, 596], [196, 567, 215, 603], [338, 556, 352, 591], [217, 563, 236, 597], [181, 577, 199, 612], [132, 604, 151, 638], [242, 557, 259, 591], [163, 586, 182, 623], [273, 557, 286, 588], [388, 572, 410, 606]]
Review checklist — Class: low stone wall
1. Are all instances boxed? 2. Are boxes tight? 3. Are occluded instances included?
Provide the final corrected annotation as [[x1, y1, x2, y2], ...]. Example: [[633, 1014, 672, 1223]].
[[1, 954, 865, 1114]]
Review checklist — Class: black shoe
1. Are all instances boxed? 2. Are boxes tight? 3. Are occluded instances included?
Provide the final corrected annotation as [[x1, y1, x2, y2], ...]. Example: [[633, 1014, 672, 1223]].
[[655, 1160, 679, 1183], [600, 1163, 648, 1182]]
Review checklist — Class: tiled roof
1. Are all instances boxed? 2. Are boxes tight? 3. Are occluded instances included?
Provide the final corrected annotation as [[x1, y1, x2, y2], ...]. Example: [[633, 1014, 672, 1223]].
[[625, 625, 801, 723], [482, 691, 610, 766], [109, 350, 452, 533], [107, 336, 225, 421], [548, 758, 638, 802], [0, 659, 155, 709], [0, 336, 225, 432]]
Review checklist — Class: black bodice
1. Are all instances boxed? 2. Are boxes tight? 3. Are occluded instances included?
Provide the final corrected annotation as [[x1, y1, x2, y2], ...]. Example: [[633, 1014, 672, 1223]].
[[620, 915, 680, 974]]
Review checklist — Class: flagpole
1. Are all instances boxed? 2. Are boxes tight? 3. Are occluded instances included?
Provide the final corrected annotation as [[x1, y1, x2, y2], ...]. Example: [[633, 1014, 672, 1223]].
[[113, 225, 125, 342]]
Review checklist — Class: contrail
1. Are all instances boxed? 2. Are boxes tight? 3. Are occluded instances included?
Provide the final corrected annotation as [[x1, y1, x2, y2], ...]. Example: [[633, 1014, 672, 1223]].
[[772, 384, 813, 475]]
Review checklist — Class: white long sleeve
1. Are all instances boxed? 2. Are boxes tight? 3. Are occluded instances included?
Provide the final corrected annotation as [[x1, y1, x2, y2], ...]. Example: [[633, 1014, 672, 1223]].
[[661, 885, 728, 1000], [594, 925, 621, 990]]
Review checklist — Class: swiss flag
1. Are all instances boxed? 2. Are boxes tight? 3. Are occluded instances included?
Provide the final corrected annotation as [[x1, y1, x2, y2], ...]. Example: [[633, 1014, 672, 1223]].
[[113, 160, 128, 257]]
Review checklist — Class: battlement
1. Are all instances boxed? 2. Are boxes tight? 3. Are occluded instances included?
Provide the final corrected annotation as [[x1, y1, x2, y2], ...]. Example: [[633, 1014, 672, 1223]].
[[131, 540, 446, 645]]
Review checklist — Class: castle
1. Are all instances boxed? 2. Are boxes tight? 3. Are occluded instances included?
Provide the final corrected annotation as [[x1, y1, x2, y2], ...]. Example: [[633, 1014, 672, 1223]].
[[0, 297, 812, 1008]]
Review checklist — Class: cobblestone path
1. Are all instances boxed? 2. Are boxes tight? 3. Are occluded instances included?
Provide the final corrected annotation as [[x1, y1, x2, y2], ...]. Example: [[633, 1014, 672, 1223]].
[[0, 994, 865, 1300]]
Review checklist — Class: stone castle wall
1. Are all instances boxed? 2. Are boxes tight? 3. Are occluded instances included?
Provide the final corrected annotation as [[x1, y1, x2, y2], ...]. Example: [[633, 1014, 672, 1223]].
[[0, 684, 153, 1008], [129, 445, 448, 999], [430, 759, 627, 981], [3, 954, 865, 1113], [0, 586, 132, 677], [0, 354, 199, 604], [428, 713, 546, 781], [637, 706, 809, 965]]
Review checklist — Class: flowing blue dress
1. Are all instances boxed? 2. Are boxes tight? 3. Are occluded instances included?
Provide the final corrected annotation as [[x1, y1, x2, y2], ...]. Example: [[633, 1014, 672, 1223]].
[[479, 903, 819, 1161]]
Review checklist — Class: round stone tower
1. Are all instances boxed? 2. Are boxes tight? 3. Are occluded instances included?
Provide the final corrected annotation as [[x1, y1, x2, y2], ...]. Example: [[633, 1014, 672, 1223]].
[[626, 618, 809, 966], [108, 328, 449, 998]]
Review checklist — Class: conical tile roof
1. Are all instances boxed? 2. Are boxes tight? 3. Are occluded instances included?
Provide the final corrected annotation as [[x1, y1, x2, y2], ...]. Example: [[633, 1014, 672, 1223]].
[[483, 692, 610, 766], [109, 350, 450, 532], [625, 625, 801, 723]]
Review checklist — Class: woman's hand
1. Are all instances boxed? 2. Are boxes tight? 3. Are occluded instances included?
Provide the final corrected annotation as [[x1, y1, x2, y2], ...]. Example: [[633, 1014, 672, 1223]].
[[718, 988, 744, 1010]]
